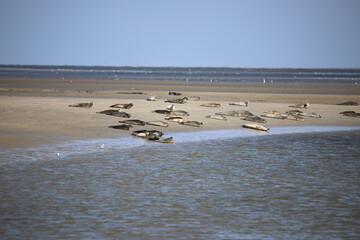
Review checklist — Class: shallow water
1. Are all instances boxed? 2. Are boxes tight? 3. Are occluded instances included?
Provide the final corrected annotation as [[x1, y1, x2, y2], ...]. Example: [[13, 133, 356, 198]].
[[1, 126, 360, 239]]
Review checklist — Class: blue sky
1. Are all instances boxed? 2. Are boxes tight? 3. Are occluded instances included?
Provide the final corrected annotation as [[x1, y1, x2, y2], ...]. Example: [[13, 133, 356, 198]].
[[1, 0, 360, 67]]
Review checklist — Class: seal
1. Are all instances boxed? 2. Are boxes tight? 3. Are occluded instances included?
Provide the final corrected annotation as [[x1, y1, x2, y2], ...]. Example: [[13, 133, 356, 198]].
[[153, 109, 172, 115], [336, 101, 358, 106], [187, 96, 201, 101], [110, 103, 133, 109], [287, 110, 321, 118], [166, 110, 190, 116], [242, 116, 267, 123], [119, 119, 146, 126], [108, 124, 133, 130], [340, 111, 360, 118], [156, 137, 174, 143], [216, 110, 254, 117], [165, 97, 188, 104], [169, 92, 182, 95], [242, 123, 269, 131], [131, 130, 164, 140], [200, 102, 221, 108], [181, 120, 203, 127], [69, 102, 93, 108], [146, 121, 169, 127], [229, 101, 249, 107], [289, 102, 309, 108], [205, 115, 227, 121], [147, 96, 157, 101], [165, 116, 184, 123], [97, 109, 131, 118]]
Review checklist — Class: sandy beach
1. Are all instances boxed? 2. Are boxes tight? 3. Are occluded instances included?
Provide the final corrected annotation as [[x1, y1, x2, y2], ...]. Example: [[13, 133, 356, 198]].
[[1, 77, 359, 148]]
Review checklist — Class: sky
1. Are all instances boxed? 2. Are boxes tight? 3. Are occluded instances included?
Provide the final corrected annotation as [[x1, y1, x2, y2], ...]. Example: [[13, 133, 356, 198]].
[[0, 0, 360, 68]]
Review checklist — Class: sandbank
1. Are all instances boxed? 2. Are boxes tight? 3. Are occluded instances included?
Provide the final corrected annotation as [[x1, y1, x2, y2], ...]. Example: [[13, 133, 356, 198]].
[[0, 77, 359, 149]]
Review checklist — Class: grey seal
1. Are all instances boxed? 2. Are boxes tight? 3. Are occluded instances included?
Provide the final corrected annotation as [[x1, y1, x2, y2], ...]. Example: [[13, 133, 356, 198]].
[[97, 109, 131, 118], [69, 102, 93, 108], [131, 130, 164, 140], [340, 111, 360, 118], [146, 121, 169, 127], [108, 124, 133, 130], [169, 92, 182, 95], [118, 119, 146, 126], [110, 103, 133, 109], [165, 97, 188, 104], [336, 101, 358, 106], [181, 120, 203, 127], [242, 116, 267, 123]]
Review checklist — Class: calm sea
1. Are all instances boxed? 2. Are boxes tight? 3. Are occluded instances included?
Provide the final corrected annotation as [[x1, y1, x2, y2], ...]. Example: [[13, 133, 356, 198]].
[[1, 65, 360, 84], [1, 126, 360, 239]]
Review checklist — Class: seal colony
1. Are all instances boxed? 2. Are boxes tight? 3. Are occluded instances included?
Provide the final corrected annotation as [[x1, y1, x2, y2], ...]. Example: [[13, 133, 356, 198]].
[[68, 91, 334, 143]]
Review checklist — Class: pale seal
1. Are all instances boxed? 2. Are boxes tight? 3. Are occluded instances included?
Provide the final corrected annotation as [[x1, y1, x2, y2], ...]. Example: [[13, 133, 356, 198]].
[[229, 101, 249, 107], [146, 121, 169, 127], [69, 102, 93, 108], [181, 120, 203, 127], [200, 102, 221, 108], [155, 137, 174, 143], [165, 117, 184, 123], [242, 123, 269, 131], [205, 115, 227, 121]]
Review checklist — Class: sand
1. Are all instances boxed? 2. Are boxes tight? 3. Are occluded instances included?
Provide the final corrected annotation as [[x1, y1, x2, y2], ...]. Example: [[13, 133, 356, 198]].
[[0, 77, 359, 149]]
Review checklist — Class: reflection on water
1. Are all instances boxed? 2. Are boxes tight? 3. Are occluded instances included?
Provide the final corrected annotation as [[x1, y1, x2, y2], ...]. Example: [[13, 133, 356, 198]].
[[1, 127, 360, 239]]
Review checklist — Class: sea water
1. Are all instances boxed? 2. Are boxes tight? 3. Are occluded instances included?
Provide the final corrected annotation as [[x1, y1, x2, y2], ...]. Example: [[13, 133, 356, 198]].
[[1, 126, 360, 239]]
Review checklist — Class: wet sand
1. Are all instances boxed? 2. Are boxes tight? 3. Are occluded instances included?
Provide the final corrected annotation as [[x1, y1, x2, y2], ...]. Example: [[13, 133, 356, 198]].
[[0, 77, 359, 148]]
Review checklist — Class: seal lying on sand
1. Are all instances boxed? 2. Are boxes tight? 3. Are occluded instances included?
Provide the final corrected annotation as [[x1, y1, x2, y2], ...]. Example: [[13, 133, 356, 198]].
[[289, 102, 309, 108], [153, 109, 172, 115], [110, 103, 133, 109], [242, 116, 267, 123], [205, 115, 227, 121], [131, 130, 164, 140], [165, 97, 188, 104], [169, 92, 182, 95], [97, 109, 131, 118], [261, 112, 304, 121], [181, 120, 203, 127], [165, 117, 184, 123], [242, 123, 269, 131], [287, 110, 321, 118], [200, 102, 221, 108], [119, 119, 146, 126], [166, 110, 190, 116], [336, 101, 358, 106], [340, 111, 360, 118], [187, 96, 201, 101], [216, 110, 254, 117], [229, 101, 249, 107], [69, 102, 93, 108], [147, 96, 156, 101], [108, 124, 133, 130], [146, 121, 169, 127]]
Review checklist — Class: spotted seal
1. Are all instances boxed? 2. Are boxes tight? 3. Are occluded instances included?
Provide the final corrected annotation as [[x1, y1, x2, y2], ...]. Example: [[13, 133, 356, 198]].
[[131, 130, 164, 140], [110, 103, 133, 109], [165, 97, 188, 104]]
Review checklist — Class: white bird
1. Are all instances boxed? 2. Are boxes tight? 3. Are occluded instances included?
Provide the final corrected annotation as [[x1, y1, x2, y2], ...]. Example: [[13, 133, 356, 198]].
[[100, 144, 105, 149], [56, 153, 60, 156]]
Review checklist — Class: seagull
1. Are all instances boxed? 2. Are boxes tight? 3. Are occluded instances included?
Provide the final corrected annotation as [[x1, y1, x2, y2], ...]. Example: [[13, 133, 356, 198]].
[[99, 144, 105, 149], [56, 153, 60, 156]]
